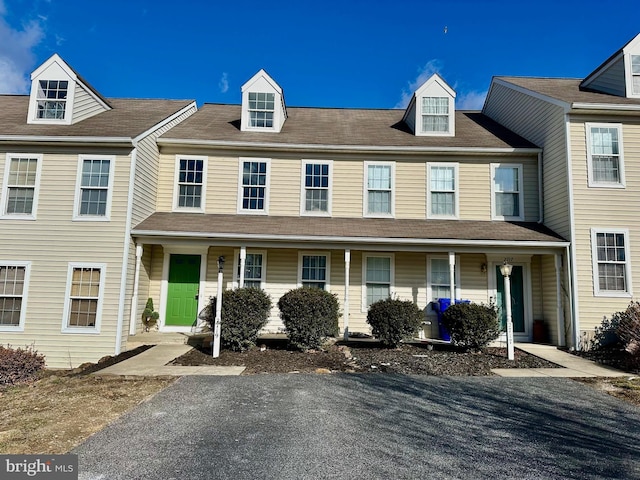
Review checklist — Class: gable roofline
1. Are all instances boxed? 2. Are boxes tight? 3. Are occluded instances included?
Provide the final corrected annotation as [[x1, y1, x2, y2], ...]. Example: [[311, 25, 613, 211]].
[[31, 53, 112, 110], [241, 68, 283, 94], [580, 33, 640, 89]]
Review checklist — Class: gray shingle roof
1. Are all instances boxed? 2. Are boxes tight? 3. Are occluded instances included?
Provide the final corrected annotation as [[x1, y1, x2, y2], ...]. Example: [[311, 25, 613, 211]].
[[495, 77, 640, 106], [133, 212, 567, 245], [159, 104, 538, 150], [0, 95, 194, 139]]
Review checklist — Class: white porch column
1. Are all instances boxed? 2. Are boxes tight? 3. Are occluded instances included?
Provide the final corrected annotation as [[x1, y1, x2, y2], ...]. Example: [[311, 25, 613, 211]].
[[555, 253, 566, 346], [343, 249, 351, 341], [129, 244, 143, 336], [449, 251, 456, 304], [239, 246, 246, 288]]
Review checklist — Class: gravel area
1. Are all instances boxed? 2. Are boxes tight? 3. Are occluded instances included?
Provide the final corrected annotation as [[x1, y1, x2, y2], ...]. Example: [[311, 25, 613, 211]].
[[169, 338, 561, 375]]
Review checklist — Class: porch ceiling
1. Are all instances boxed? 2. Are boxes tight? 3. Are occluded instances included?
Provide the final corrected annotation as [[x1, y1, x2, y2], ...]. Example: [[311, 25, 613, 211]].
[[133, 213, 567, 247]]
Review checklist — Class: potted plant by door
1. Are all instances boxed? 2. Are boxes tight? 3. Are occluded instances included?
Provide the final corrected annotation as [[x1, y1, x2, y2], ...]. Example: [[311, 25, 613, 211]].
[[142, 298, 160, 332]]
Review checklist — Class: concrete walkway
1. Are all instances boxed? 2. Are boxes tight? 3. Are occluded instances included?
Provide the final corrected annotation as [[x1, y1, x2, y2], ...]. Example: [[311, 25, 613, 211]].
[[491, 343, 629, 378]]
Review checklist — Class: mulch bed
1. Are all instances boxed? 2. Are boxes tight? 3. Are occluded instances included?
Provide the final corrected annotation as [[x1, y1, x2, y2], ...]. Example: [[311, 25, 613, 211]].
[[169, 338, 561, 376]]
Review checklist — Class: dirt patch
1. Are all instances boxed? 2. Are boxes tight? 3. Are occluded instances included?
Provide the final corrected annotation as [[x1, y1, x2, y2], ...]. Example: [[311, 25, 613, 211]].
[[576, 377, 640, 407], [170, 338, 561, 376]]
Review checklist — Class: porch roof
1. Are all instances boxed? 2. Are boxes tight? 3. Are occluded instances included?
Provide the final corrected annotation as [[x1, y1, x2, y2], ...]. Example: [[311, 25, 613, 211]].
[[133, 213, 568, 248]]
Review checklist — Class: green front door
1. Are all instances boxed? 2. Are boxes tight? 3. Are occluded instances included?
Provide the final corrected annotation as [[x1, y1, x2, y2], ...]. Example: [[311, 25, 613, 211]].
[[166, 254, 201, 327], [496, 265, 525, 333]]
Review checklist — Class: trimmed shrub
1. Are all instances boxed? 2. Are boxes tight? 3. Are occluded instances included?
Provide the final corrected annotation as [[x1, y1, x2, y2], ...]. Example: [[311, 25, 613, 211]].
[[0, 345, 45, 386], [278, 287, 340, 351], [204, 287, 272, 351], [441, 303, 500, 352], [366, 298, 424, 348]]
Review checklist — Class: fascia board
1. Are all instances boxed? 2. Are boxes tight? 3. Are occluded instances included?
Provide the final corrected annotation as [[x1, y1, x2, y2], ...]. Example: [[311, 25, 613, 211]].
[[132, 102, 197, 143]]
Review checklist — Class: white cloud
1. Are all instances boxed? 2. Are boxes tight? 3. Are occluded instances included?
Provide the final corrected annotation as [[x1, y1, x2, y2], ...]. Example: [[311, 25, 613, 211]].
[[0, 6, 44, 93], [456, 90, 487, 110], [395, 59, 443, 109], [218, 72, 229, 93]]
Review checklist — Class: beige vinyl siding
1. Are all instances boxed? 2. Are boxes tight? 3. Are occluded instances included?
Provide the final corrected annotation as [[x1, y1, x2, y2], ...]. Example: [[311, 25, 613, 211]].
[[585, 57, 626, 97], [71, 83, 108, 124], [484, 81, 570, 238], [541, 254, 560, 345], [269, 160, 300, 215], [396, 161, 426, 218], [458, 161, 491, 220], [332, 160, 364, 217], [531, 255, 543, 321], [0, 151, 132, 367], [570, 118, 640, 335], [261, 248, 297, 332]]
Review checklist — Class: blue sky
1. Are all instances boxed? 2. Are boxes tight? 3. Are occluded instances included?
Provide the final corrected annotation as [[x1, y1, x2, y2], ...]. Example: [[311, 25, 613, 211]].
[[1, 0, 639, 110]]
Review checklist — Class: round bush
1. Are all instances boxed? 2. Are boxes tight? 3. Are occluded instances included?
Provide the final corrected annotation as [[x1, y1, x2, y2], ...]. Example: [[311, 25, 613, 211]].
[[0, 345, 45, 386], [205, 287, 272, 351], [366, 298, 424, 348], [278, 287, 340, 351], [441, 303, 500, 351]]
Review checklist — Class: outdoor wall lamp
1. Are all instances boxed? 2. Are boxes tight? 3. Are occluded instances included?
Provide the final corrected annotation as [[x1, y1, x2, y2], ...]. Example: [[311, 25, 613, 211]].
[[481, 263, 487, 273], [217, 255, 225, 273]]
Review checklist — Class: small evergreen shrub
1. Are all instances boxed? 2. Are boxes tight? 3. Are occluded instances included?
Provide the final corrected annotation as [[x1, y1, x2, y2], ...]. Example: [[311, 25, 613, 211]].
[[441, 303, 500, 352], [590, 313, 623, 351], [204, 288, 272, 351], [0, 345, 45, 386], [366, 298, 424, 348], [615, 301, 640, 356], [278, 287, 340, 351]]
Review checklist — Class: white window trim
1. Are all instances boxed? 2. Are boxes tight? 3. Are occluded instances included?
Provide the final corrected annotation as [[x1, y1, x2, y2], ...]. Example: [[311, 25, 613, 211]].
[[172, 155, 208, 212], [1, 153, 43, 220], [585, 123, 625, 188], [591, 228, 633, 297], [0, 261, 31, 332], [73, 155, 115, 221], [426, 162, 459, 219], [300, 160, 333, 217], [237, 158, 271, 215], [232, 249, 267, 289], [625, 53, 640, 99], [490, 163, 524, 221], [361, 253, 395, 312], [27, 78, 77, 125], [363, 161, 395, 218], [61, 262, 106, 334], [297, 251, 331, 290], [426, 255, 461, 313]]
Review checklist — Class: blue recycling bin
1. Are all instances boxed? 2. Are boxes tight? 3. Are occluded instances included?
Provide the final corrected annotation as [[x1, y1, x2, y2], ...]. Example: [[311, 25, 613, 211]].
[[434, 298, 471, 341]]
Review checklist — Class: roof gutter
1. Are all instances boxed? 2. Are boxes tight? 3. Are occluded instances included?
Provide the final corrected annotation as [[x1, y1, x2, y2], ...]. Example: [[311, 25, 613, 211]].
[[571, 103, 640, 112], [0, 135, 133, 146]]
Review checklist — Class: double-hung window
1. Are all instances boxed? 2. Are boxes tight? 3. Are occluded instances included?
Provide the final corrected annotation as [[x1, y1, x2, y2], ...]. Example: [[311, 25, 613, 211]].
[[591, 229, 632, 296], [36, 80, 68, 120], [2, 154, 41, 218], [175, 156, 206, 211], [248, 92, 275, 128], [427, 256, 459, 311], [63, 263, 105, 332], [299, 253, 329, 290], [234, 251, 265, 289], [428, 163, 458, 218], [631, 55, 640, 96], [239, 159, 269, 213], [587, 124, 624, 187], [491, 164, 523, 220], [302, 161, 331, 215], [365, 162, 393, 217], [0, 263, 29, 331], [422, 97, 449, 133], [75, 155, 114, 220], [363, 254, 393, 310]]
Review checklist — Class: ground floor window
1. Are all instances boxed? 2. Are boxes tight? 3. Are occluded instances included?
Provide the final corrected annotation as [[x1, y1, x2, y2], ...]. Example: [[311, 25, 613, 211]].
[[235, 252, 265, 289], [299, 253, 329, 289], [0, 264, 28, 329], [63, 264, 105, 332], [363, 254, 393, 309]]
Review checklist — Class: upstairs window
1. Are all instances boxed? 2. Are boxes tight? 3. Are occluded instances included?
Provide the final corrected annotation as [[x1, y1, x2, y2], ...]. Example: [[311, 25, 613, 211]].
[[492, 164, 524, 220], [365, 163, 393, 217], [422, 97, 449, 133], [428, 163, 458, 218], [632, 55, 640, 95], [175, 157, 206, 210], [36, 80, 68, 120], [239, 159, 270, 213], [2, 155, 41, 218], [302, 161, 331, 215], [587, 124, 624, 187], [74, 156, 114, 220], [248, 92, 275, 128]]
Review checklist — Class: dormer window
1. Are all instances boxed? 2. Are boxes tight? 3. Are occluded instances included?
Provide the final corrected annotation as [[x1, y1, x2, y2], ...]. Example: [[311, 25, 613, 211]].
[[36, 80, 69, 120], [632, 55, 640, 95], [422, 97, 449, 133], [248, 92, 275, 128]]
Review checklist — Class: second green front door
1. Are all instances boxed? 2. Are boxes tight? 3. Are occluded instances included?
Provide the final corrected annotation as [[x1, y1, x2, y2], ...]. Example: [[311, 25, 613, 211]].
[[166, 254, 201, 327]]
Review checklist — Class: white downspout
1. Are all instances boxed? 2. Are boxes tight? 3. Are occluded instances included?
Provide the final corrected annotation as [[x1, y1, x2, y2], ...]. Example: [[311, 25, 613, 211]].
[[239, 246, 246, 288], [129, 244, 143, 336], [343, 249, 351, 341], [555, 253, 565, 346]]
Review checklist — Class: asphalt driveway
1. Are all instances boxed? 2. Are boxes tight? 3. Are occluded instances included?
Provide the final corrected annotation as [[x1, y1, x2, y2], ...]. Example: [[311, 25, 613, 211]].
[[74, 375, 640, 480]]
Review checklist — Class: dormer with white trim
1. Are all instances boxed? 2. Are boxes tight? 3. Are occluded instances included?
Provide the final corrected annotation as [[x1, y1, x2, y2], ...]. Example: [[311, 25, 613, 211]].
[[240, 69, 287, 133], [403, 73, 456, 137], [581, 33, 640, 98], [27, 54, 111, 125]]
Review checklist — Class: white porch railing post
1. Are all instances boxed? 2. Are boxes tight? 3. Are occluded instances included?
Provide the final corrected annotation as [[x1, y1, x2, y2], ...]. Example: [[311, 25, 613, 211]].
[[129, 244, 143, 336]]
